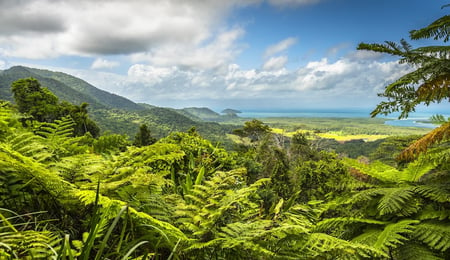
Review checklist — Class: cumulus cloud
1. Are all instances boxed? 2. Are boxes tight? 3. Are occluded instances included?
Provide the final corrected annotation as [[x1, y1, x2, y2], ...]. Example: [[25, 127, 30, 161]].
[[264, 37, 298, 58], [130, 28, 245, 70], [76, 53, 410, 109], [91, 58, 120, 70]]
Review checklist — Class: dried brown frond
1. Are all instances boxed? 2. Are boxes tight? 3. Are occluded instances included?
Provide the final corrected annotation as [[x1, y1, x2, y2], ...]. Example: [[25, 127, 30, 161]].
[[397, 122, 450, 161]]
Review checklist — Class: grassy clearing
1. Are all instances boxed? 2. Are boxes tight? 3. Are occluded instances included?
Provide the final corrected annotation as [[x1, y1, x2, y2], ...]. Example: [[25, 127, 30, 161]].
[[225, 117, 430, 142]]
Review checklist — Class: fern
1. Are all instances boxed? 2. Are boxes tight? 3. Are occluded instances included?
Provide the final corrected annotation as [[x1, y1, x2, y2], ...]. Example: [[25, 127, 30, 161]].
[[394, 243, 444, 260], [413, 221, 450, 252], [34, 116, 75, 139], [0, 143, 75, 199], [314, 217, 387, 233], [0, 210, 60, 259], [76, 190, 186, 242], [373, 219, 418, 252], [350, 186, 418, 217], [343, 158, 434, 183], [377, 187, 418, 216], [352, 220, 419, 254], [303, 232, 387, 259], [414, 184, 450, 203], [49, 154, 107, 185]]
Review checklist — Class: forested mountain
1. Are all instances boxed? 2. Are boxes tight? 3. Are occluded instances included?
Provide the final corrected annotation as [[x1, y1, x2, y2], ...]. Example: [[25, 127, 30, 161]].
[[0, 66, 236, 141], [0, 66, 143, 110]]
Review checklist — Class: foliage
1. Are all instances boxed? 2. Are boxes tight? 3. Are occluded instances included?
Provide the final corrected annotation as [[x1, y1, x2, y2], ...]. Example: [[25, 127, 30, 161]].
[[11, 77, 59, 122], [133, 123, 156, 147]]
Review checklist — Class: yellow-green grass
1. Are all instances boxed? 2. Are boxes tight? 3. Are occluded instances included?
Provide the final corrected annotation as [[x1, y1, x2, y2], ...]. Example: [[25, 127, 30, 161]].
[[271, 128, 389, 142], [316, 132, 389, 142]]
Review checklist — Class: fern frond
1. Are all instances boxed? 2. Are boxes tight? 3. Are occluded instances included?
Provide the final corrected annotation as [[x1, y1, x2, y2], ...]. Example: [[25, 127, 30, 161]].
[[418, 204, 450, 221], [76, 190, 186, 241], [352, 228, 382, 246], [49, 154, 107, 185], [398, 121, 450, 161], [0, 143, 75, 198], [303, 232, 387, 259], [394, 243, 444, 260], [0, 229, 59, 259], [377, 187, 418, 216], [413, 221, 450, 252], [373, 219, 418, 253], [34, 116, 75, 139], [6, 132, 53, 162], [342, 158, 433, 183], [314, 217, 387, 233], [414, 184, 450, 203]]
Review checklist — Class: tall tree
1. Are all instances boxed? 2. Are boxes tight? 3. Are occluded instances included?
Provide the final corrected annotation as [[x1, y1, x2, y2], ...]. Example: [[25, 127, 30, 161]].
[[11, 78, 59, 122], [358, 7, 450, 160], [133, 124, 156, 147]]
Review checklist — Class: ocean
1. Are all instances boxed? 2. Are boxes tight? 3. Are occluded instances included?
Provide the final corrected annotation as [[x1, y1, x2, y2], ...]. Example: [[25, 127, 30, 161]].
[[237, 108, 449, 129]]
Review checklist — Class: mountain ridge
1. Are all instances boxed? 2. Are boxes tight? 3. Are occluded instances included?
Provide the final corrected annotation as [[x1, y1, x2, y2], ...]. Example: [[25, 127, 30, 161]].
[[0, 65, 236, 144]]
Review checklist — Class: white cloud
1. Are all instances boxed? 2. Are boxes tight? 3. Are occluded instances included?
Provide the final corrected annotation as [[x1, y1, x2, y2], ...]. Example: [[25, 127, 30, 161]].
[[0, 59, 5, 69], [264, 37, 297, 58], [91, 58, 120, 70], [263, 56, 288, 70], [130, 28, 245, 70], [69, 52, 408, 110], [0, 0, 254, 64]]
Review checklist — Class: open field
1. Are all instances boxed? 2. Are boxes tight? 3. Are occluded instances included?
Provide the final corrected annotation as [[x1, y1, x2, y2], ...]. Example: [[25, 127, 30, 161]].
[[224, 117, 430, 142]]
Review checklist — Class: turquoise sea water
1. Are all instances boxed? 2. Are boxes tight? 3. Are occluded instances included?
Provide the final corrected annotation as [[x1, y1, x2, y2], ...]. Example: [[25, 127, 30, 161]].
[[238, 109, 449, 129]]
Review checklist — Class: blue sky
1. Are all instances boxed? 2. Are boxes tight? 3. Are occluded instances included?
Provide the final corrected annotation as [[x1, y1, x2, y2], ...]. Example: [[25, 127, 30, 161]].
[[0, 0, 448, 113]]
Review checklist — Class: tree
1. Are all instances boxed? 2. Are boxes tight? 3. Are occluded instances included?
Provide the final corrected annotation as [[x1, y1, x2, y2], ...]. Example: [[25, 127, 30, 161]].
[[358, 7, 450, 160], [133, 124, 156, 147], [233, 119, 271, 142], [11, 78, 59, 122]]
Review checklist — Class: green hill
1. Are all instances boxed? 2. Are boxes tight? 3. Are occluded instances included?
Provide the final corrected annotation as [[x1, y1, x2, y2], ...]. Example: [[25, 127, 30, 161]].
[[0, 66, 143, 110], [0, 66, 236, 144]]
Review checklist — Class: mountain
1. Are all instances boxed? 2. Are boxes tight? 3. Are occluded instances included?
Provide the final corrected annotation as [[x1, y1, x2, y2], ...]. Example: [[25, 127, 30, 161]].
[[0, 66, 144, 111], [0, 66, 237, 144]]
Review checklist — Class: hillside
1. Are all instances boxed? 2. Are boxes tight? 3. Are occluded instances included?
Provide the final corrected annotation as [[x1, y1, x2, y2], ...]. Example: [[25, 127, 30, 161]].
[[0, 66, 236, 144], [0, 66, 144, 111]]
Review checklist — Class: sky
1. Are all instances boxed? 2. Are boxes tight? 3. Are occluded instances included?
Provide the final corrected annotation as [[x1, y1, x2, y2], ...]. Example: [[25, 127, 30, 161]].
[[0, 0, 449, 113]]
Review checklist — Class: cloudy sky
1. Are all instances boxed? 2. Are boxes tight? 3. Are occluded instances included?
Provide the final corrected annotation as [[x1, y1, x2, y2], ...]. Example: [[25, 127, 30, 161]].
[[0, 0, 448, 112]]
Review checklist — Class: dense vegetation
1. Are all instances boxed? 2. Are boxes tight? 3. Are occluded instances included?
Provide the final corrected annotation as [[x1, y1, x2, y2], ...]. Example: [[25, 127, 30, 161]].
[[0, 7, 449, 260]]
